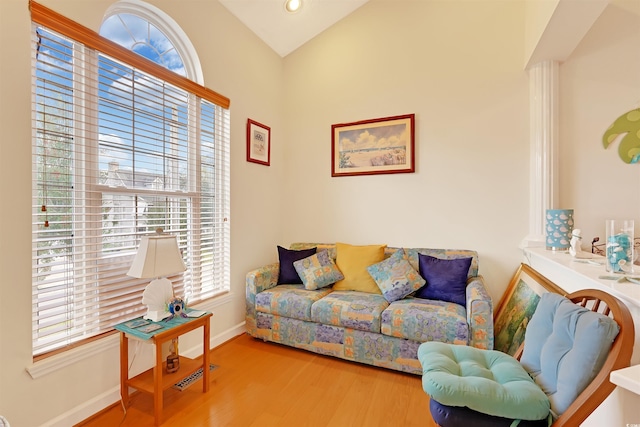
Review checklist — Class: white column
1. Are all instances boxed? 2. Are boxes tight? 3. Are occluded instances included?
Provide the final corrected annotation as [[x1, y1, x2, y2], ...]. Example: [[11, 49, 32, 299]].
[[521, 60, 559, 248]]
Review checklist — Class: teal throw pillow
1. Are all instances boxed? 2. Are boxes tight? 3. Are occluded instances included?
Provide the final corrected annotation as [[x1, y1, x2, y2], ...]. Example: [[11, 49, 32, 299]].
[[367, 249, 425, 302], [293, 250, 344, 290]]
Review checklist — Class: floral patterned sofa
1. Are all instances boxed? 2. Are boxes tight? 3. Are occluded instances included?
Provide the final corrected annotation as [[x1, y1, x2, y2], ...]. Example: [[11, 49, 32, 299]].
[[245, 243, 493, 375]]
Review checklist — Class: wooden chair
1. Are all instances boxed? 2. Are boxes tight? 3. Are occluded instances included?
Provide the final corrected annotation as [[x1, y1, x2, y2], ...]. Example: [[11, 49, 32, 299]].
[[419, 289, 635, 427], [545, 289, 634, 426]]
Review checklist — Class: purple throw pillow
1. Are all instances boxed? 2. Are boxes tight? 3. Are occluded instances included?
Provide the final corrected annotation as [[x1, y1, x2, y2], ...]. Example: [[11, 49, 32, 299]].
[[415, 254, 472, 306], [277, 246, 317, 284]]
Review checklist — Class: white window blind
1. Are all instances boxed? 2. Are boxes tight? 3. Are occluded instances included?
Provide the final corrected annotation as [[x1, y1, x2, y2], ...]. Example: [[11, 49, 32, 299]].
[[31, 5, 230, 357]]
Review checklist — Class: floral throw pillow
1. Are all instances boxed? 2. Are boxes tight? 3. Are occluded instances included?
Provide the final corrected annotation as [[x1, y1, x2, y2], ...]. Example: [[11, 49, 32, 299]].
[[367, 249, 425, 302], [293, 250, 344, 290]]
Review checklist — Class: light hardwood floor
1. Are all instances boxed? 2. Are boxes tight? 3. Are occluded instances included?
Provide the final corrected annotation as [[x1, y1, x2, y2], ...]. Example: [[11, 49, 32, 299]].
[[77, 333, 434, 427]]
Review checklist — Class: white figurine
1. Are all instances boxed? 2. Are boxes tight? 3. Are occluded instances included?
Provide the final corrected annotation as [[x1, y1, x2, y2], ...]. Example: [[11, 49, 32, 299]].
[[569, 229, 586, 257]]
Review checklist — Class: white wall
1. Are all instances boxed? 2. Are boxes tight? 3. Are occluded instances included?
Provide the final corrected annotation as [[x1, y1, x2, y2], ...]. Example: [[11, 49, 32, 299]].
[[280, 0, 640, 297], [559, 0, 640, 246], [1, 0, 639, 425], [281, 0, 530, 300], [0, 0, 284, 425]]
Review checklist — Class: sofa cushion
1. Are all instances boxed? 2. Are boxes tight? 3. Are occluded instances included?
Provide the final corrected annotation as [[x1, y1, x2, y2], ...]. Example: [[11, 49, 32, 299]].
[[381, 298, 468, 344], [293, 250, 344, 290], [333, 242, 386, 294], [277, 245, 317, 285], [416, 254, 472, 306], [311, 290, 389, 333], [367, 249, 426, 302], [256, 284, 332, 321], [520, 292, 620, 417]]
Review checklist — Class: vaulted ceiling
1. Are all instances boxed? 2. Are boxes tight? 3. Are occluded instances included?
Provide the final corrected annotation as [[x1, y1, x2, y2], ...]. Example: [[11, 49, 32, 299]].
[[218, 0, 370, 57], [218, 0, 640, 69]]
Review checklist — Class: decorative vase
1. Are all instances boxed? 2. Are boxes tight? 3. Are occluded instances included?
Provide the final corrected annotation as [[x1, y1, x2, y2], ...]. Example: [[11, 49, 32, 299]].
[[545, 209, 574, 251], [606, 220, 634, 274]]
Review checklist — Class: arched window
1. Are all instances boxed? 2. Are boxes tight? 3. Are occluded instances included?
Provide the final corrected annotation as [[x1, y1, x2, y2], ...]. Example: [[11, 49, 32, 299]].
[[99, 0, 203, 83], [101, 13, 186, 75], [30, 1, 230, 357]]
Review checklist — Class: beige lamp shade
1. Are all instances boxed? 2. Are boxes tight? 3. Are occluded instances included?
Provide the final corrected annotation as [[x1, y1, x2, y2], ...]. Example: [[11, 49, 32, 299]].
[[127, 234, 186, 279]]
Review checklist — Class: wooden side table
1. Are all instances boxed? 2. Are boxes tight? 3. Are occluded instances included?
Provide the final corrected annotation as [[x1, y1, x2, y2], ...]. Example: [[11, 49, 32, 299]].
[[115, 312, 212, 426]]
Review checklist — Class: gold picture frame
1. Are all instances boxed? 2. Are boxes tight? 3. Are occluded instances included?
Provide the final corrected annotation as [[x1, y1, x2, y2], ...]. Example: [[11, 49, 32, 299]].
[[493, 263, 565, 355], [331, 114, 415, 177]]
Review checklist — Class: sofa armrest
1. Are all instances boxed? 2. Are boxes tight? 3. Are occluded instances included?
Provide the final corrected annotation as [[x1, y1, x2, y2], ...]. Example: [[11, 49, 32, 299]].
[[246, 262, 279, 295], [466, 275, 494, 350], [245, 262, 279, 337]]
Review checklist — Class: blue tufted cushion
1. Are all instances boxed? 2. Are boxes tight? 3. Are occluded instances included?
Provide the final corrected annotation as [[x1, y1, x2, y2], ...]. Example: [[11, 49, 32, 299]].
[[520, 292, 620, 417], [418, 341, 550, 420]]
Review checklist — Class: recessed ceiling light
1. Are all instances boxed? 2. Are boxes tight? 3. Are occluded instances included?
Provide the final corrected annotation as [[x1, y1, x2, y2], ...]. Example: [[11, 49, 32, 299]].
[[284, 0, 302, 13]]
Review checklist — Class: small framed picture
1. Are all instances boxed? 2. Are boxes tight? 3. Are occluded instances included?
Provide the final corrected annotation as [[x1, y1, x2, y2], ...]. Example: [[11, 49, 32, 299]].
[[124, 318, 150, 329], [247, 119, 271, 166]]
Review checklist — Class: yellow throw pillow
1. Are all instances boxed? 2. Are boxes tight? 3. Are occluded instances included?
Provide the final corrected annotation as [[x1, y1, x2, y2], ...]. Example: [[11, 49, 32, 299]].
[[333, 242, 386, 294]]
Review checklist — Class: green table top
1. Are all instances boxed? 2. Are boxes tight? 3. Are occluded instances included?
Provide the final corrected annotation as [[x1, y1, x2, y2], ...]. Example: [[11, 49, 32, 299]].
[[114, 310, 209, 340]]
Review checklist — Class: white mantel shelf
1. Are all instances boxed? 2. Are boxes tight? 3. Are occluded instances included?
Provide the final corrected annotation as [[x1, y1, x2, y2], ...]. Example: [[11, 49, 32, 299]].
[[524, 247, 640, 309], [611, 365, 640, 396]]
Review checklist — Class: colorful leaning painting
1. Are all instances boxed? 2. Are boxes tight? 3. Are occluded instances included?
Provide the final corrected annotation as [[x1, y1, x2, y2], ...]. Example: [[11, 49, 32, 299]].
[[493, 264, 565, 355]]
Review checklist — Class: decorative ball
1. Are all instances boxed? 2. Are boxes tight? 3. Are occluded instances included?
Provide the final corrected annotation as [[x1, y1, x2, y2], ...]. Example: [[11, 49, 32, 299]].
[[168, 297, 185, 315]]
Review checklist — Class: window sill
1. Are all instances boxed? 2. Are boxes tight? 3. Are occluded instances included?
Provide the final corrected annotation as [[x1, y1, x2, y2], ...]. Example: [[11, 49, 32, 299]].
[[27, 333, 119, 379], [26, 291, 233, 379]]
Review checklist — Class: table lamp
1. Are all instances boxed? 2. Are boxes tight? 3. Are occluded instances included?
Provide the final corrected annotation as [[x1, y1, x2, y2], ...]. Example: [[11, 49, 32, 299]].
[[127, 229, 186, 322]]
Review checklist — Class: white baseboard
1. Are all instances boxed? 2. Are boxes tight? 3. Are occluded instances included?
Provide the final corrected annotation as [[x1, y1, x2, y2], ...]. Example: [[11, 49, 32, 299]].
[[183, 321, 247, 358], [39, 388, 122, 427], [39, 321, 246, 427]]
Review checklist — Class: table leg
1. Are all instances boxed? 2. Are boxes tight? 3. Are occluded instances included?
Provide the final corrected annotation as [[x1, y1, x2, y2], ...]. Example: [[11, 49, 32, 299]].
[[154, 341, 163, 426], [203, 318, 211, 392], [119, 333, 129, 407]]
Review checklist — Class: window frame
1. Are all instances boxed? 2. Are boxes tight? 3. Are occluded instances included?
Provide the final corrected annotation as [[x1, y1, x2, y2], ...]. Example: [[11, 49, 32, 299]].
[[30, 2, 229, 109], [102, 0, 204, 84], [30, 0, 230, 360]]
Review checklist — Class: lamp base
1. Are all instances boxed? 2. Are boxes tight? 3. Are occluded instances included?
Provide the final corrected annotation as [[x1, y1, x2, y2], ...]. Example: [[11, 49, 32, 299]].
[[141, 277, 175, 322], [143, 310, 171, 322]]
